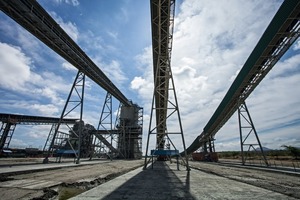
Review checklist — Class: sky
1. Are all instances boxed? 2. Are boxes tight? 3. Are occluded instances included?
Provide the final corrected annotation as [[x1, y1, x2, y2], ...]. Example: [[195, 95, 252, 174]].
[[0, 0, 299, 153]]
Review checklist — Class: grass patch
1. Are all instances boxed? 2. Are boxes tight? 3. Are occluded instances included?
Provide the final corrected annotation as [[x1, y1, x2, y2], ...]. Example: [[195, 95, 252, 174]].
[[58, 186, 86, 200]]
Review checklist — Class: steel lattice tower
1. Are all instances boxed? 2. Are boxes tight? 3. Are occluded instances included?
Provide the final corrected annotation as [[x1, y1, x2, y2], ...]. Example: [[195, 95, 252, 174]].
[[144, 0, 189, 170]]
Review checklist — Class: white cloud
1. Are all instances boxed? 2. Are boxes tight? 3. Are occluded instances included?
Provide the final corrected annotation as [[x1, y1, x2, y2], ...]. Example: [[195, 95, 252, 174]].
[[293, 39, 300, 51], [54, 0, 80, 6], [0, 43, 71, 116], [93, 57, 127, 85], [107, 30, 118, 40], [33, 87, 63, 106], [115, 7, 129, 24], [26, 125, 51, 139], [9, 125, 52, 149], [105, 60, 127, 83], [131, 76, 146, 90], [62, 62, 77, 71], [0, 43, 32, 90], [80, 30, 104, 53], [32, 103, 58, 116], [130, 76, 153, 105], [0, 16, 63, 71], [1, 100, 59, 116], [66, 0, 79, 6], [50, 11, 79, 42], [10, 138, 29, 148]]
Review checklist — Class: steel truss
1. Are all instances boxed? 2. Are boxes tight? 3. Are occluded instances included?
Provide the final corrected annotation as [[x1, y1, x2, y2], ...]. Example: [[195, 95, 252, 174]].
[[0, 113, 77, 151], [43, 123, 58, 153], [238, 102, 268, 166], [90, 92, 119, 159], [144, 0, 189, 170], [44, 71, 85, 164], [0, 121, 16, 152], [202, 136, 216, 154]]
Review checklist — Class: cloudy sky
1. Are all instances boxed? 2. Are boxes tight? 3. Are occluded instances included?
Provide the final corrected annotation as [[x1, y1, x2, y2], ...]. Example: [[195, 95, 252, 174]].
[[0, 0, 299, 152]]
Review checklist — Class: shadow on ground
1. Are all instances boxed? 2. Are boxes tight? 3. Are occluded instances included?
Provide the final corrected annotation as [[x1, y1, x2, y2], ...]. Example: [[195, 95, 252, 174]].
[[102, 161, 195, 199]]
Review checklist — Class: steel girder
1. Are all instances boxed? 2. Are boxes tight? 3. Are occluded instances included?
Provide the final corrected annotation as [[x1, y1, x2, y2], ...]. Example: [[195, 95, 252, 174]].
[[184, 0, 300, 155], [44, 71, 85, 163], [92, 92, 119, 159], [0, 0, 131, 106]]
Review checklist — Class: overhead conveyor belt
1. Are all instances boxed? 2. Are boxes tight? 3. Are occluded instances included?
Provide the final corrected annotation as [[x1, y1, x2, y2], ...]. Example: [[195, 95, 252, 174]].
[[0, 113, 77, 151], [0, 0, 132, 106], [184, 0, 300, 155], [0, 113, 77, 125], [150, 0, 175, 148]]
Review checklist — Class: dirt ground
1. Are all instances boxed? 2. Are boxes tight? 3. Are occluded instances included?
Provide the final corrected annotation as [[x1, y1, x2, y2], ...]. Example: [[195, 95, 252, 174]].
[[0, 157, 45, 166], [189, 161, 300, 199], [0, 159, 144, 200], [1, 158, 300, 199], [218, 158, 300, 168]]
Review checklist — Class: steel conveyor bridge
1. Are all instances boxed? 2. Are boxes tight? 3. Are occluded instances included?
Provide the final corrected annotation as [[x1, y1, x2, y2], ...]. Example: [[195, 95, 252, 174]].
[[150, 0, 175, 149], [0, 113, 77, 125], [0, 0, 132, 107], [184, 0, 300, 155], [145, 0, 189, 169], [0, 113, 77, 152]]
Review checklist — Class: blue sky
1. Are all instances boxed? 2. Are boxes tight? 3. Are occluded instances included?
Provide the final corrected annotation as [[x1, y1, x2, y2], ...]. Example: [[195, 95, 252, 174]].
[[0, 0, 299, 152]]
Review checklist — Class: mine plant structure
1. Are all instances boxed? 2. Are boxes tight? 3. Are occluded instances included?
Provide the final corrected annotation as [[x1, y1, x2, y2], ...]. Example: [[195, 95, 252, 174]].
[[0, 0, 299, 167]]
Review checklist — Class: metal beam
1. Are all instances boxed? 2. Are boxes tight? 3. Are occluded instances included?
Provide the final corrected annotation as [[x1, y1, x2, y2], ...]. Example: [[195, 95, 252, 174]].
[[0, 0, 132, 106]]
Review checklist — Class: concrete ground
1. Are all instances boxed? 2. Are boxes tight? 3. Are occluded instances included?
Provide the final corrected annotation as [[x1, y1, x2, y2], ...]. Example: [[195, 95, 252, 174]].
[[0, 158, 109, 175], [71, 161, 297, 200]]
